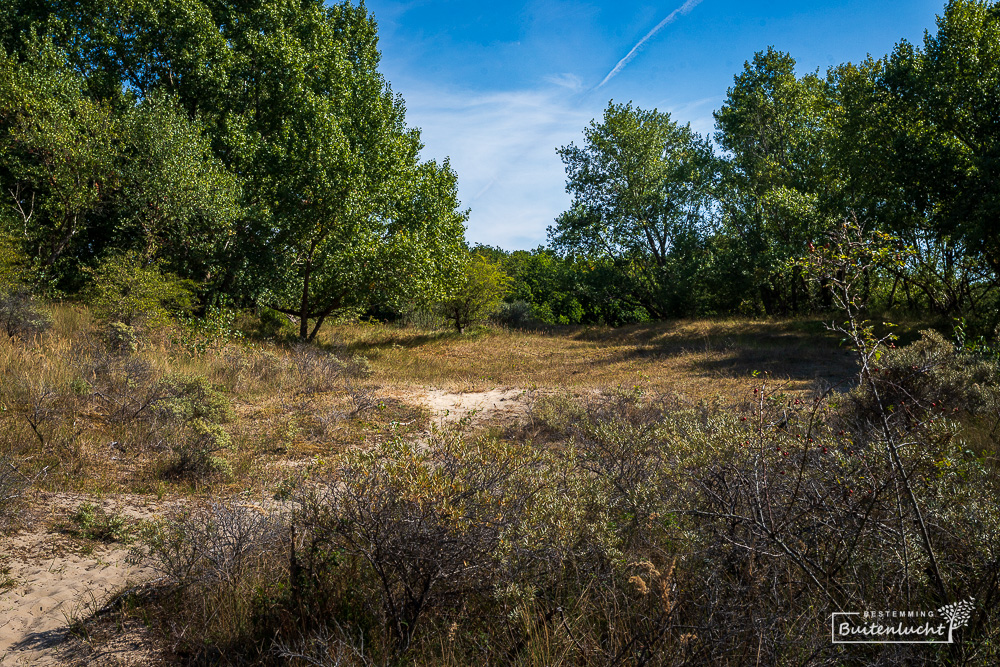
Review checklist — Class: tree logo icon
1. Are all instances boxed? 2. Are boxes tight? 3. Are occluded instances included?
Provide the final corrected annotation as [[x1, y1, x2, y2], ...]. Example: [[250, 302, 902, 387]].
[[938, 598, 975, 644]]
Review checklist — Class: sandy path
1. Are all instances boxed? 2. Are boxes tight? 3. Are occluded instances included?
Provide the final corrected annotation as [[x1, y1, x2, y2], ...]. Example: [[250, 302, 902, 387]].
[[0, 494, 166, 666], [423, 387, 532, 428], [0, 388, 535, 665]]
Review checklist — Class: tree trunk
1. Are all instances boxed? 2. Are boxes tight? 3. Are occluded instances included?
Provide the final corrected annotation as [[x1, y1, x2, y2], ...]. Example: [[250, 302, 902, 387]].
[[299, 261, 312, 339]]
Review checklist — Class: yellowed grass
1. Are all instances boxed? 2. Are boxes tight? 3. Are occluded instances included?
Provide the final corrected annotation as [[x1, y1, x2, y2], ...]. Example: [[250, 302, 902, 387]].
[[325, 317, 858, 397], [0, 306, 864, 498]]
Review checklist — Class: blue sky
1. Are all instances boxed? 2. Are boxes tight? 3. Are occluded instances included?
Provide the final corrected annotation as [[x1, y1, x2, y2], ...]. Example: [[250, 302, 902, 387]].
[[365, 0, 944, 250]]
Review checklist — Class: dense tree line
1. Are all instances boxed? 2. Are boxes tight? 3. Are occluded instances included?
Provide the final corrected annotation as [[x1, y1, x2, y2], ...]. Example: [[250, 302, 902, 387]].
[[2, 0, 997, 337], [0, 0, 466, 339], [491, 0, 1000, 331]]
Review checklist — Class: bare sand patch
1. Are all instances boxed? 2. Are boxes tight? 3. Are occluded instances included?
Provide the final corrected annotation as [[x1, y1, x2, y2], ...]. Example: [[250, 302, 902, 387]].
[[0, 493, 171, 666], [423, 387, 532, 428]]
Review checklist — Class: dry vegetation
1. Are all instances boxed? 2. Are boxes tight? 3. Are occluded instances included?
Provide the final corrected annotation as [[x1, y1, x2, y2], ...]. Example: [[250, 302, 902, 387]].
[[2, 303, 999, 666], [331, 317, 862, 395]]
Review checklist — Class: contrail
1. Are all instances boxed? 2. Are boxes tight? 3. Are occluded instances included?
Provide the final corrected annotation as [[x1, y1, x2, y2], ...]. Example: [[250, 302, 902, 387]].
[[597, 0, 705, 88]]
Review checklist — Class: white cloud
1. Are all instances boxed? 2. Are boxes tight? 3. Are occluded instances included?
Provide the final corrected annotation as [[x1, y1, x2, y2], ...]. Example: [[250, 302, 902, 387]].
[[543, 72, 585, 92], [397, 83, 722, 250], [402, 85, 598, 249]]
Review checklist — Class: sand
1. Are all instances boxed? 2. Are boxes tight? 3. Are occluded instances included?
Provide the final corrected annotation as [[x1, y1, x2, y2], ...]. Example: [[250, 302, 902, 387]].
[[0, 494, 165, 666], [423, 387, 532, 427], [0, 387, 535, 665]]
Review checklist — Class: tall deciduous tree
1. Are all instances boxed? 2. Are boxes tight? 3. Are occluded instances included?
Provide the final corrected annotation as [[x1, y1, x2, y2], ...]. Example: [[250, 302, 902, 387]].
[[714, 48, 842, 314], [836, 0, 1000, 314], [1, 0, 467, 331], [550, 102, 718, 317]]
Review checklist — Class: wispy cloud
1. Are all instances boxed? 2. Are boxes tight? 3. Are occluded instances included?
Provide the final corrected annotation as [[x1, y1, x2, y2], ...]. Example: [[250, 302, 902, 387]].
[[401, 84, 597, 249], [597, 0, 705, 88], [543, 72, 585, 92]]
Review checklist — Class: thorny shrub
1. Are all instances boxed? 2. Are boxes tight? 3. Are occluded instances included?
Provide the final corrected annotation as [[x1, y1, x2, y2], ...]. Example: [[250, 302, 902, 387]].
[[130, 500, 290, 659], [0, 285, 52, 339]]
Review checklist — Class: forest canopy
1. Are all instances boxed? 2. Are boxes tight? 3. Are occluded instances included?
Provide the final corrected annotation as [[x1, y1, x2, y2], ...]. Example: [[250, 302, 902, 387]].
[[0, 0, 467, 338], [1, 0, 998, 336]]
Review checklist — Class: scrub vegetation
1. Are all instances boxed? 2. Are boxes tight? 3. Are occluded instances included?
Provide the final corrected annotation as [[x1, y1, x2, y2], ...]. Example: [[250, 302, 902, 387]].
[[2, 0, 1000, 665]]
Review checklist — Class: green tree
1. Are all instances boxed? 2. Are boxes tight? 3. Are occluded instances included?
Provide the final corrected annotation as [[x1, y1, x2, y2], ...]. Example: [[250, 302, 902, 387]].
[[834, 1, 1000, 317], [0, 41, 118, 290], [113, 91, 240, 285], [438, 255, 508, 333], [1, 37, 239, 293], [551, 102, 719, 318], [5, 0, 468, 333], [714, 48, 842, 314]]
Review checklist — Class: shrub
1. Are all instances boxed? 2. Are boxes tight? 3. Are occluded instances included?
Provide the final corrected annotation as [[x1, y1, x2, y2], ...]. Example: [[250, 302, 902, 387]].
[[0, 285, 52, 339], [156, 374, 235, 426], [839, 329, 1000, 437], [84, 251, 195, 330], [155, 374, 235, 480], [301, 432, 560, 653], [437, 255, 509, 333], [174, 306, 244, 356], [135, 501, 286, 588], [490, 299, 539, 329], [252, 307, 298, 340], [103, 321, 139, 354], [71, 339, 161, 425], [68, 502, 133, 543], [130, 500, 290, 657]]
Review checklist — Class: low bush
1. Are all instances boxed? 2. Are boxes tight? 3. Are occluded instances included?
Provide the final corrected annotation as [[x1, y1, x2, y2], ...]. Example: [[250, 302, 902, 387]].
[[130, 500, 290, 658], [155, 374, 235, 480], [251, 307, 298, 340], [126, 343, 1000, 664], [0, 285, 52, 339], [490, 299, 541, 329], [68, 501, 134, 543], [84, 251, 195, 331]]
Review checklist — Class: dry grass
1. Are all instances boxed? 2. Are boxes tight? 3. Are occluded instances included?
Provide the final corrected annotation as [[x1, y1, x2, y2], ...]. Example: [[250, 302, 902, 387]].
[[0, 304, 426, 498], [0, 306, 906, 501], [326, 317, 859, 397], [9, 304, 987, 666]]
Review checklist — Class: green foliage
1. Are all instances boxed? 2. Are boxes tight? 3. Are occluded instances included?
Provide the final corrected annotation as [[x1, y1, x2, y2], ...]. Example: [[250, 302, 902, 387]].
[[437, 254, 509, 333], [0, 233, 25, 286], [173, 306, 243, 356], [69, 502, 133, 543], [84, 251, 195, 329], [485, 246, 585, 325], [113, 91, 240, 283], [1, 1, 466, 325], [0, 40, 119, 290], [251, 307, 298, 340], [156, 373, 234, 426], [714, 47, 842, 315], [156, 373, 234, 479], [2, 0, 998, 329], [833, 1, 1000, 318], [552, 102, 719, 318]]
